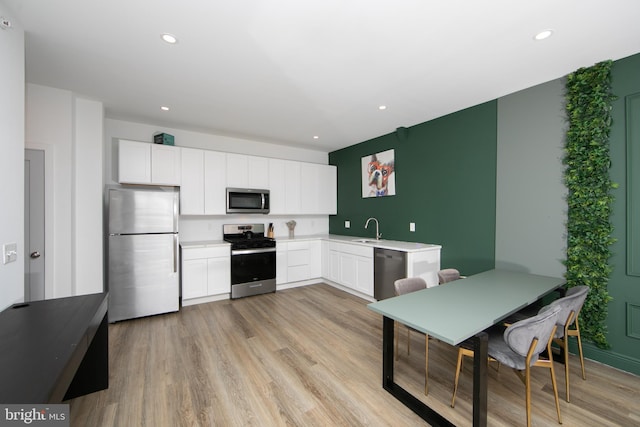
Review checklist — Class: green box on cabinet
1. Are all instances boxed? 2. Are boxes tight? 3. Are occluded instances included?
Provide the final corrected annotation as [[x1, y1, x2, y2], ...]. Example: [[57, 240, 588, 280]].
[[153, 133, 174, 145]]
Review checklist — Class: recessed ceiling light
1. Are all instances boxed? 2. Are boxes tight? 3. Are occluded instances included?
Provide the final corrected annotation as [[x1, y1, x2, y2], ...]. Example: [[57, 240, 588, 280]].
[[161, 33, 178, 44], [378, 105, 387, 110], [534, 29, 553, 41], [313, 135, 319, 139], [160, 106, 170, 111]]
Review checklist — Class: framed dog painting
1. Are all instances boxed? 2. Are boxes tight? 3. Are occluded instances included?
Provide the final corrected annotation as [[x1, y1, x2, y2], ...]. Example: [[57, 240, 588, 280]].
[[362, 149, 395, 198]]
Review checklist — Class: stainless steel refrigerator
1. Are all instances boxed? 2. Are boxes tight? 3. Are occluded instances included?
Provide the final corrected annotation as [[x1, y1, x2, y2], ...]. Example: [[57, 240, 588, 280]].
[[107, 186, 179, 322]]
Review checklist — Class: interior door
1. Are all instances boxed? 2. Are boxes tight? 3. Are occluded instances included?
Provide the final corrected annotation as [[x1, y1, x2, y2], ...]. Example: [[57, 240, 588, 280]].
[[24, 149, 45, 301]]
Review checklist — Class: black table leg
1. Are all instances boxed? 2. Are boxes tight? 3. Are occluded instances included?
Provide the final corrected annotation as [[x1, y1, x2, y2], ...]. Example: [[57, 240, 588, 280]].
[[382, 316, 395, 388], [381, 316, 454, 427]]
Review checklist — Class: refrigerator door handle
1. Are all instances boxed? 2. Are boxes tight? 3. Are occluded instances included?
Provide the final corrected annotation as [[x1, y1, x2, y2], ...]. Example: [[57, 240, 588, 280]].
[[173, 234, 178, 273], [173, 193, 179, 233]]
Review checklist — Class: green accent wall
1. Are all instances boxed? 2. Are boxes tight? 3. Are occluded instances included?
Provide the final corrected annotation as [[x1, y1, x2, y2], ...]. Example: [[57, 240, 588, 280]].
[[329, 101, 497, 275], [600, 52, 640, 373], [328, 52, 640, 375]]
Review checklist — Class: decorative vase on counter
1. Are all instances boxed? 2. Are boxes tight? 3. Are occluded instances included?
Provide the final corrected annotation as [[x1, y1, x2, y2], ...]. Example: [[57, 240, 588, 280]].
[[286, 220, 296, 239]]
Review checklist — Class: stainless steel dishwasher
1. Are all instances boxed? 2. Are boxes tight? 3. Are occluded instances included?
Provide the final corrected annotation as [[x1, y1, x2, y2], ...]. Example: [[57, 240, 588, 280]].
[[374, 248, 407, 300]]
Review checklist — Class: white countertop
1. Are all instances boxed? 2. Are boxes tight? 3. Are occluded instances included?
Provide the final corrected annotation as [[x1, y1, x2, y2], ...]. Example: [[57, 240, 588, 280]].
[[180, 240, 229, 249], [278, 234, 441, 253], [327, 234, 440, 252], [180, 235, 440, 253]]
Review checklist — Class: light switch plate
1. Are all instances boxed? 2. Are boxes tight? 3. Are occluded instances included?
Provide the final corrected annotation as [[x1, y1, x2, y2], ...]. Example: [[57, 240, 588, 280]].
[[3, 243, 17, 264], [345, 220, 351, 229], [409, 222, 416, 232]]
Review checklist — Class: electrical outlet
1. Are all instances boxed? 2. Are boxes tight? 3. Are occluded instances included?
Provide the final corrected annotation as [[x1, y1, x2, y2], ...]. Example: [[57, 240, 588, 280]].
[[409, 222, 416, 232], [3, 243, 17, 264], [345, 220, 351, 229]]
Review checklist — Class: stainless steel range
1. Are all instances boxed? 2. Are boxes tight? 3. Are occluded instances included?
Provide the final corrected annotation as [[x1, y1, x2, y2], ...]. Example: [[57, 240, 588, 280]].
[[223, 224, 276, 299]]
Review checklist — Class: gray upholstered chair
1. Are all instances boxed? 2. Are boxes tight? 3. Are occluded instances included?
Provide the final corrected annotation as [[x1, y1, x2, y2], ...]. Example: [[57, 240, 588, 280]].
[[487, 304, 563, 427], [393, 277, 428, 395], [548, 285, 589, 402], [438, 268, 463, 284]]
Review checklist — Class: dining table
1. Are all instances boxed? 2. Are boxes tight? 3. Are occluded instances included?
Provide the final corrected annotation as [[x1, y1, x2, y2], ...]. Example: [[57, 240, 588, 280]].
[[367, 268, 565, 426]]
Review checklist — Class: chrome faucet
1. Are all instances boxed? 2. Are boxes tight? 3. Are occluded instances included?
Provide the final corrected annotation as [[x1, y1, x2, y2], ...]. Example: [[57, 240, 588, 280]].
[[365, 217, 381, 240]]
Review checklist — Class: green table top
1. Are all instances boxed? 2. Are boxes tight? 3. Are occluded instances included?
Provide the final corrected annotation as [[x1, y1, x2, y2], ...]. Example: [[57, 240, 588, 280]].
[[367, 269, 564, 345]]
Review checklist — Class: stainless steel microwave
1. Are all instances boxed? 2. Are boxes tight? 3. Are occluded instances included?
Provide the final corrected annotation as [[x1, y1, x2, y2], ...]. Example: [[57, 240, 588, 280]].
[[226, 188, 270, 214]]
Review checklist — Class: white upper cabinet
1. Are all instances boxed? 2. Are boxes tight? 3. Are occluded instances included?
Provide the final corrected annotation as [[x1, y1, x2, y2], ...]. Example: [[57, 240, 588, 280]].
[[322, 165, 337, 215], [226, 153, 269, 189], [225, 153, 247, 188], [181, 149, 226, 215], [151, 144, 181, 185], [268, 159, 302, 214], [269, 159, 335, 215], [118, 140, 151, 184], [300, 163, 321, 214], [300, 163, 337, 215], [248, 156, 269, 188], [268, 158, 286, 214], [119, 139, 334, 215], [204, 151, 226, 214], [285, 161, 302, 214], [117, 139, 181, 186], [180, 148, 205, 214]]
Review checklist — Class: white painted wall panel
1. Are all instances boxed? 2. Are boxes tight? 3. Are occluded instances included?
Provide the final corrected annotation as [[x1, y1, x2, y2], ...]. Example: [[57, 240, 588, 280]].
[[0, 4, 25, 310], [74, 97, 104, 295]]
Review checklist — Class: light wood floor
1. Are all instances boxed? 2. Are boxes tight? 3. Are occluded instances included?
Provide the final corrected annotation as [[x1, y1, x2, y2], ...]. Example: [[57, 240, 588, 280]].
[[69, 284, 640, 426]]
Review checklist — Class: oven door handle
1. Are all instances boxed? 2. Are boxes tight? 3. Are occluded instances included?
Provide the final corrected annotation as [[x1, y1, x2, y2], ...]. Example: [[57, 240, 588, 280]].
[[231, 247, 276, 255]]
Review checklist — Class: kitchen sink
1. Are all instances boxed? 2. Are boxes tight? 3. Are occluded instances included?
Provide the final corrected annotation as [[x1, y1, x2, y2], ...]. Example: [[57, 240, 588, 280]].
[[351, 238, 381, 244]]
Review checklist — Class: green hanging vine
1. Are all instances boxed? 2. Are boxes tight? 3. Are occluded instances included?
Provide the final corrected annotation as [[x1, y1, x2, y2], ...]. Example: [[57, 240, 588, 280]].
[[563, 60, 616, 349]]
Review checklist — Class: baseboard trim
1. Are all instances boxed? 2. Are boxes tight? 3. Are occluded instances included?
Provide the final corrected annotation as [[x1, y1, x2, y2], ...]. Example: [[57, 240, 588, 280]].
[[581, 341, 640, 376]]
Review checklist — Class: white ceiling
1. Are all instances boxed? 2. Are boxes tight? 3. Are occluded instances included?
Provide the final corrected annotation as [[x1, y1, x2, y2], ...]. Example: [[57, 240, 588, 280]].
[[4, 0, 640, 152]]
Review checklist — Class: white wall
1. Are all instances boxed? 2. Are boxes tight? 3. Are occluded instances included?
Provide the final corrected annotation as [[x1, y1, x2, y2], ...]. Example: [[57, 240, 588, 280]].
[[26, 85, 73, 298], [0, 2, 25, 310], [496, 79, 567, 277], [26, 84, 104, 297], [74, 98, 104, 295]]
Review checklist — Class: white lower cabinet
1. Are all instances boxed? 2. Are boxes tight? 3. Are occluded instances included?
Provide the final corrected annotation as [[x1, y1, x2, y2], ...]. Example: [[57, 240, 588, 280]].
[[181, 246, 230, 303], [327, 242, 374, 297], [182, 258, 208, 299], [328, 250, 341, 283], [280, 240, 322, 284], [276, 242, 288, 285], [181, 238, 439, 306], [309, 241, 322, 279], [355, 254, 374, 295], [407, 249, 441, 287]]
